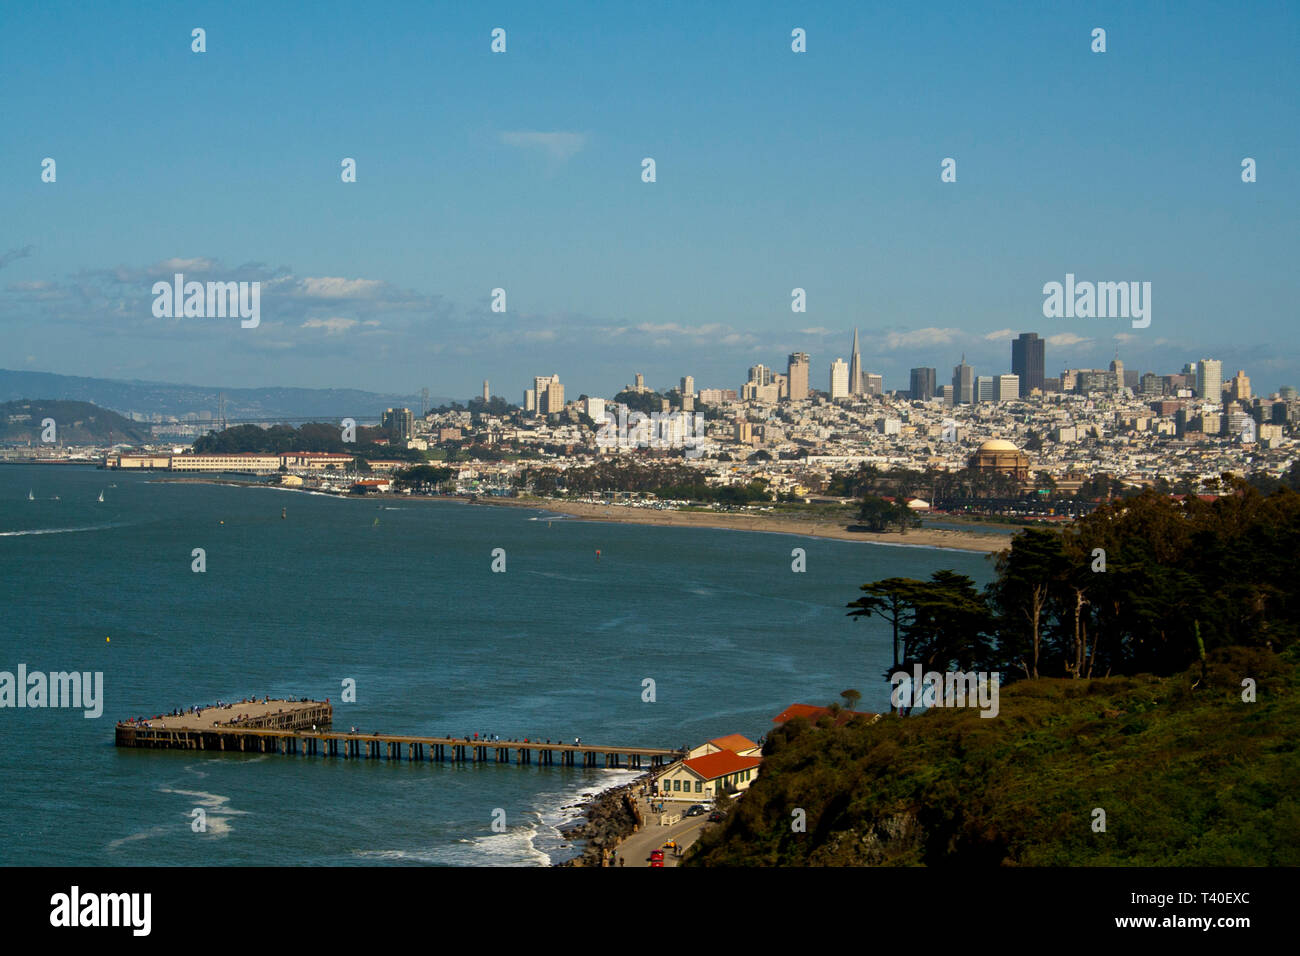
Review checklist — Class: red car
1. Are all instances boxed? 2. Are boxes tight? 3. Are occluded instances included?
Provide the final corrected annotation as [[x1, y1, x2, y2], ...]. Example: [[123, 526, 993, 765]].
[[649, 849, 664, 867]]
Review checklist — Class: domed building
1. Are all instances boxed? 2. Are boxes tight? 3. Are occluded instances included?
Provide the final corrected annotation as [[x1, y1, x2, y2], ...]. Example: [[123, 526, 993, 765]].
[[969, 439, 1030, 480]]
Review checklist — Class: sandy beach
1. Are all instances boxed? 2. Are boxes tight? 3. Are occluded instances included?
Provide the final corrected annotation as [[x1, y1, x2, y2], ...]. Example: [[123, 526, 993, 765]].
[[471, 496, 1012, 553], [150, 477, 1013, 553]]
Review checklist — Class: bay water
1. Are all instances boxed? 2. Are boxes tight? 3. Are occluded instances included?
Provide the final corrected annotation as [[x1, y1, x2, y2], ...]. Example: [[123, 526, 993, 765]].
[[0, 464, 992, 865]]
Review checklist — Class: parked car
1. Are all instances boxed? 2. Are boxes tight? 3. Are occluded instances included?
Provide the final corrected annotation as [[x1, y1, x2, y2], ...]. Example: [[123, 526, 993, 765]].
[[707, 810, 725, 823], [685, 804, 707, 816]]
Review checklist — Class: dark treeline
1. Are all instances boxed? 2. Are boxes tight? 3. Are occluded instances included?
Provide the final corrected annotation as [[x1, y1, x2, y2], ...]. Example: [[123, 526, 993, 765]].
[[849, 481, 1300, 684], [192, 423, 425, 462]]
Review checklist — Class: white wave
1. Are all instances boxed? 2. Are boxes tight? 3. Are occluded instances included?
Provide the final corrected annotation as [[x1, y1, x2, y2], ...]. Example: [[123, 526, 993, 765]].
[[106, 826, 170, 850], [158, 787, 246, 837], [0, 524, 122, 537]]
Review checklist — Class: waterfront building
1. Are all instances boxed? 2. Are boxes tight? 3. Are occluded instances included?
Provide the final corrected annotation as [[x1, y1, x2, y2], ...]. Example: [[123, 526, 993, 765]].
[[656, 749, 763, 801]]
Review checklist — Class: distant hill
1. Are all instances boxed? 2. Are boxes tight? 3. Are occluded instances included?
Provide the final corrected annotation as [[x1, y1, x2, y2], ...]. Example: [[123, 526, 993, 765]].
[[0, 399, 150, 444], [0, 369, 454, 422]]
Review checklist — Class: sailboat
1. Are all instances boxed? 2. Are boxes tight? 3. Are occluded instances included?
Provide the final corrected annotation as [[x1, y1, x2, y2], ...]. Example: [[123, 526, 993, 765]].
[[27, 489, 34, 501], [98, 490, 105, 503]]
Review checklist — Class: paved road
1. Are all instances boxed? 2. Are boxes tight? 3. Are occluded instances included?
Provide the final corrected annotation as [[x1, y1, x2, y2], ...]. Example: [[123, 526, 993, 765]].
[[611, 797, 716, 868]]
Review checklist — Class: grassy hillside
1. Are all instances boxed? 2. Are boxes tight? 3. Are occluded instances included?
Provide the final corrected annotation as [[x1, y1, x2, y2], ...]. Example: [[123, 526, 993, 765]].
[[0, 399, 149, 444], [687, 645, 1299, 866]]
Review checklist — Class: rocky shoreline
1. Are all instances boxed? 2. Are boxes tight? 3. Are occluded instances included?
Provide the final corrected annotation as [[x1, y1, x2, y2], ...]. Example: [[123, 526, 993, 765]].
[[554, 774, 649, 867]]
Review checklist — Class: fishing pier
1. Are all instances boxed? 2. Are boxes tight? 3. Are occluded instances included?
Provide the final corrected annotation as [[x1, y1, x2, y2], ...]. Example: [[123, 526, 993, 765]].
[[115, 698, 682, 769]]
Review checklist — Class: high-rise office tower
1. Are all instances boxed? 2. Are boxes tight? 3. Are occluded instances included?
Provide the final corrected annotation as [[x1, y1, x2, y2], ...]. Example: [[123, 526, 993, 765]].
[[382, 407, 414, 441], [976, 376, 995, 402], [1197, 359, 1223, 402], [1228, 370, 1251, 402], [1110, 357, 1125, 392], [1011, 333, 1045, 397], [542, 380, 565, 414], [997, 374, 1020, 401], [952, 355, 975, 404], [909, 367, 937, 401], [787, 353, 810, 401], [849, 328, 863, 396], [681, 375, 695, 397], [830, 359, 849, 399], [864, 373, 883, 396]]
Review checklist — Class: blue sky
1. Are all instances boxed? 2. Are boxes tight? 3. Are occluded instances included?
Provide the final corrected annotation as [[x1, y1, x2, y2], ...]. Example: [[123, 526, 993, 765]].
[[2, 0, 1297, 401]]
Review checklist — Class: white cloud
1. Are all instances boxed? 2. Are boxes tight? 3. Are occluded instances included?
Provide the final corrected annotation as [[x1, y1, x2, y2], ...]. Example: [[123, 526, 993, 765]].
[[1112, 333, 1137, 344], [499, 131, 588, 162], [301, 317, 358, 334], [297, 277, 385, 299], [882, 327, 961, 350], [1047, 333, 1090, 347], [156, 257, 216, 272], [984, 328, 1015, 341], [799, 326, 833, 336]]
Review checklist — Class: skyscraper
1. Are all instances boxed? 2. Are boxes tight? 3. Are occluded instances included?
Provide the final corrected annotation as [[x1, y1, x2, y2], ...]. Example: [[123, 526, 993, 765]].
[[787, 353, 810, 401], [681, 375, 695, 397], [542, 380, 565, 414], [748, 364, 772, 386], [849, 329, 863, 396], [997, 374, 1020, 401], [952, 355, 974, 404], [382, 407, 414, 441], [1197, 359, 1223, 402], [909, 367, 937, 401], [976, 376, 995, 402], [830, 359, 849, 399], [1011, 333, 1045, 397]]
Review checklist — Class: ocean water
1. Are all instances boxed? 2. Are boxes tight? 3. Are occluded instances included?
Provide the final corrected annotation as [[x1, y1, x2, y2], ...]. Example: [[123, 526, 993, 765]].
[[0, 464, 992, 866]]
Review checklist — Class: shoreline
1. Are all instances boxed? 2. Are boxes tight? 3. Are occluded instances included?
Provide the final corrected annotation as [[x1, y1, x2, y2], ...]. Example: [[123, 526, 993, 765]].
[[553, 773, 650, 867], [147, 476, 1013, 553]]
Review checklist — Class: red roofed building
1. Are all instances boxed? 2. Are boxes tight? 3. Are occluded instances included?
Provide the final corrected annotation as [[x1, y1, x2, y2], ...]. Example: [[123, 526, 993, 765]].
[[687, 734, 761, 759], [656, 748, 763, 801], [772, 703, 878, 728]]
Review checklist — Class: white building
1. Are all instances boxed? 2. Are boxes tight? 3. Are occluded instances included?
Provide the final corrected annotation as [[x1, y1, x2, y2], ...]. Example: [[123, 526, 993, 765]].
[[830, 359, 850, 399]]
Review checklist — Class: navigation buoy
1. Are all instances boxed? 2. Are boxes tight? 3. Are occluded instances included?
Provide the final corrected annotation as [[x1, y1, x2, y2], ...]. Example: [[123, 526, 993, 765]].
[[596, 549, 601, 559], [219, 520, 224, 525], [105, 637, 110, 643], [281, 507, 286, 519]]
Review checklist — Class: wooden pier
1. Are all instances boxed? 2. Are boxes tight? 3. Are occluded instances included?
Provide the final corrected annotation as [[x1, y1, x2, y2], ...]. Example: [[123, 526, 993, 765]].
[[114, 699, 682, 769]]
